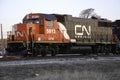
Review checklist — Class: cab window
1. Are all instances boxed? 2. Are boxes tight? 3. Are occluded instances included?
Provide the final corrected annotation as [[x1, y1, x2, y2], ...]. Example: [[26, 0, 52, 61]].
[[47, 21, 53, 27], [40, 19, 44, 25]]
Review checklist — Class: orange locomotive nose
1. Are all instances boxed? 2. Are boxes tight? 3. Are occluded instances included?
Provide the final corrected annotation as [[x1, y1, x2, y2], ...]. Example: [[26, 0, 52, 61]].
[[13, 13, 70, 43]]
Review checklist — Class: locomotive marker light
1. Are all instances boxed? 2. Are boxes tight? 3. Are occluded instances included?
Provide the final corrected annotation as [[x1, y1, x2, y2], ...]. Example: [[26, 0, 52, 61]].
[[38, 37, 41, 41], [75, 25, 91, 38]]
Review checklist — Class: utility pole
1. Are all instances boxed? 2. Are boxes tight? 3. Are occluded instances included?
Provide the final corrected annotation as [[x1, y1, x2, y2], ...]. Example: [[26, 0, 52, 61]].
[[0, 24, 4, 55]]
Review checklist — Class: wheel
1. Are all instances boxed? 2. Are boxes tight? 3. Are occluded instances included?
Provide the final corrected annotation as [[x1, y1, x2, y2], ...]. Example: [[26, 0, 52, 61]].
[[32, 48, 38, 57], [41, 49, 46, 57], [51, 51, 56, 56], [51, 49, 56, 56]]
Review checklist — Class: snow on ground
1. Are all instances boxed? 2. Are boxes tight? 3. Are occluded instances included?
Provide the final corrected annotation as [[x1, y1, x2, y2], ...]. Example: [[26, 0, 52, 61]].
[[0, 57, 120, 67]]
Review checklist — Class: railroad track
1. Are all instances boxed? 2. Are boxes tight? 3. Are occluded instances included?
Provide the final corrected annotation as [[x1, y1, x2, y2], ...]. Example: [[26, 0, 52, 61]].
[[0, 53, 120, 61]]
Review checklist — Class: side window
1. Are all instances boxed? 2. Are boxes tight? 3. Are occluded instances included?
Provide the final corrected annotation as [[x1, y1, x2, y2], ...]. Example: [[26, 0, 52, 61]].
[[34, 20, 39, 24], [48, 21, 53, 27], [40, 19, 44, 25], [27, 20, 33, 24]]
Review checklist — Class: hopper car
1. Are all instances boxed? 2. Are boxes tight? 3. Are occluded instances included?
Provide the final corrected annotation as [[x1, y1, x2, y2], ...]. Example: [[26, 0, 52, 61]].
[[5, 13, 117, 57]]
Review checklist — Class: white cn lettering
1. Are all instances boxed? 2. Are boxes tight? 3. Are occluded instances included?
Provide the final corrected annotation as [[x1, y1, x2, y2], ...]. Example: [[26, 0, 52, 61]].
[[75, 25, 91, 36], [16, 31, 24, 37], [46, 29, 56, 34]]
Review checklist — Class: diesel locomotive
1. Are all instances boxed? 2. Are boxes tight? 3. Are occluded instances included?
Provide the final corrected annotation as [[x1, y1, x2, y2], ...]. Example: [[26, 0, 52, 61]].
[[5, 13, 117, 56]]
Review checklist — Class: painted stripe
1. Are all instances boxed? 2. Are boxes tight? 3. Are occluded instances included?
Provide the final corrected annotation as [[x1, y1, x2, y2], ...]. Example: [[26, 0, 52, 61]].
[[76, 42, 116, 44], [35, 41, 69, 43], [7, 41, 23, 43], [58, 22, 70, 40]]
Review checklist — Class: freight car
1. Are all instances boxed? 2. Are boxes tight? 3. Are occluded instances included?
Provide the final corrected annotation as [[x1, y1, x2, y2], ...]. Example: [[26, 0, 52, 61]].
[[5, 13, 117, 57]]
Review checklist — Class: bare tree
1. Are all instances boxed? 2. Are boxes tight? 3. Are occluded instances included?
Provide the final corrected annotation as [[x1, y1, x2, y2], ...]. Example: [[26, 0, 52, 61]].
[[80, 8, 100, 19]]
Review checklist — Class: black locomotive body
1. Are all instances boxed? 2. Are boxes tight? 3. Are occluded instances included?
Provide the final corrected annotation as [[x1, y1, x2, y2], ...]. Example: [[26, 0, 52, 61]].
[[54, 14, 116, 54]]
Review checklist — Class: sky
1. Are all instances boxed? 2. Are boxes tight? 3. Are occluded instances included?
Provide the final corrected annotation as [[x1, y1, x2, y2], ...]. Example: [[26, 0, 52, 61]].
[[0, 0, 120, 38]]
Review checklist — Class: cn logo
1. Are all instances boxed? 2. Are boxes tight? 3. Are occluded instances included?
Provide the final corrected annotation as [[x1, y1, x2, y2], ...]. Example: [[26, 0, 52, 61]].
[[75, 25, 91, 36], [16, 31, 24, 37], [16, 31, 27, 38], [15, 31, 28, 40]]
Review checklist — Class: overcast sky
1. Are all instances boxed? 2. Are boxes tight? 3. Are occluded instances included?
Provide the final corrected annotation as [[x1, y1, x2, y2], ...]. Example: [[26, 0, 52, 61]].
[[0, 0, 120, 38]]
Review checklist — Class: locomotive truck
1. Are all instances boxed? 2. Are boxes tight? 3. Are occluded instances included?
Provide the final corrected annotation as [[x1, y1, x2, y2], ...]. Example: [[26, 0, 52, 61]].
[[5, 13, 117, 57]]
